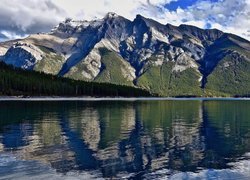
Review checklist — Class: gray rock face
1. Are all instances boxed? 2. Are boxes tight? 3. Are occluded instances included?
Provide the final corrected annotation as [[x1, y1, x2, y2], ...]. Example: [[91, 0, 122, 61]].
[[0, 13, 249, 95], [3, 42, 43, 69]]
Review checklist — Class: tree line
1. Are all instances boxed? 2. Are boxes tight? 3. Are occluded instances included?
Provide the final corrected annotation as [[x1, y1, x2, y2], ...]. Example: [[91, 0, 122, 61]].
[[0, 62, 152, 97]]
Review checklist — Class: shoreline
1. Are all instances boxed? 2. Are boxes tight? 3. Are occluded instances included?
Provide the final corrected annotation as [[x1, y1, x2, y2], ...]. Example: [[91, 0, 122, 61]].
[[0, 96, 250, 101]]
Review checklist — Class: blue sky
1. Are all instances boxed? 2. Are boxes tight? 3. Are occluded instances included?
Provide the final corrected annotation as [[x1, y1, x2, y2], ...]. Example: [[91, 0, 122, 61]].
[[165, 0, 200, 11], [165, 0, 220, 11], [0, 0, 249, 41]]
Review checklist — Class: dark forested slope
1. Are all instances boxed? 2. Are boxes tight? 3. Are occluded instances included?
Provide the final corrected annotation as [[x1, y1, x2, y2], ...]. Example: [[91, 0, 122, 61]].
[[0, 62, 152, 97]]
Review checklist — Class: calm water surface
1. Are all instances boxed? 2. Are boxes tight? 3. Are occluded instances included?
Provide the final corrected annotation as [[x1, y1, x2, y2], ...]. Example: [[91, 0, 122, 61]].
[[0, 100, 250, 179]]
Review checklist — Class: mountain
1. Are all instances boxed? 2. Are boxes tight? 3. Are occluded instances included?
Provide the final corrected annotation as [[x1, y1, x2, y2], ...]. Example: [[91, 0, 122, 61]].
[[0, 12, 250, 97]]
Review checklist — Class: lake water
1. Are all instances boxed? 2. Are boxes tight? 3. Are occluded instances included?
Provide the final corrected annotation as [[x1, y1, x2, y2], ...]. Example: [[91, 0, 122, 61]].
[[0, 99, 250, 179]]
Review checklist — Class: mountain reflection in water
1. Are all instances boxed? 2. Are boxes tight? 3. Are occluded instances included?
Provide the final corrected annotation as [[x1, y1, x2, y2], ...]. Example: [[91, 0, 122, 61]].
[[0, 100, 249, 179]]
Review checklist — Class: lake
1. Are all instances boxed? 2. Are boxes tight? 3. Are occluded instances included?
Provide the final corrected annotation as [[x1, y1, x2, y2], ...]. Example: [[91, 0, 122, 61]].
[[0, 99, 249, 179]]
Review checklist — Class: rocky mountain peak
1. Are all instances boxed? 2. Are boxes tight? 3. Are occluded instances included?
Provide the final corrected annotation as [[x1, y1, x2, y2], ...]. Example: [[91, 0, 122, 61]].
[[178, 24, 224, 42], [134, 14, 152, 26], [104, 12, 119, 19], [134, 14, 165, 28]]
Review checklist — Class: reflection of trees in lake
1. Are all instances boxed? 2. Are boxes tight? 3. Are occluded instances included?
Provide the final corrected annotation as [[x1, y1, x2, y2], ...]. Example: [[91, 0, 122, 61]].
[[201, 101, 250, 168], [136, 101, 205, 172], [68, 108, 100, 151], [0, 100, 250, 178]]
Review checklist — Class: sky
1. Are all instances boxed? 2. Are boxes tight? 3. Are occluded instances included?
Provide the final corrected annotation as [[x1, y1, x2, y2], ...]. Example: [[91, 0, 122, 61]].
[[0, 0, 249, 41]]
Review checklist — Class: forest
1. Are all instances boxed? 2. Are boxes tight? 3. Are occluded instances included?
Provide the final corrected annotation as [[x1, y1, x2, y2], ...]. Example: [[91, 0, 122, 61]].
[[0, 62, 152, 97]]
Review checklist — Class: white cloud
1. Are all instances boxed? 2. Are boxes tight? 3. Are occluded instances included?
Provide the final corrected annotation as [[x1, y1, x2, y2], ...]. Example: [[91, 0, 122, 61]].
[[188, 0, 249, 39], [0, 0, 249, 41], [0, 0, 66, 39], [0, 31, 26, 40], [136, 0, 250, 40], [52, 0, 178, 20]]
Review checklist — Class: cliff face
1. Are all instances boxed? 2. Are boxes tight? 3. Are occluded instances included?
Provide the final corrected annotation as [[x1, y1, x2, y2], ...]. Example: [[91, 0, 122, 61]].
[[1, 13, 250, 96]]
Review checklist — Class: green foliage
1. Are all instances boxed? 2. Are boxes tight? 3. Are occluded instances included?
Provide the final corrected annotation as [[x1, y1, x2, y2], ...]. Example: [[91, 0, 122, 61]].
[[205, 55, 250, 97], [64, 57, 95, 81], [198, 34, 250, 97], [34, 46, 65, 75], [137, 100, 201, 133], [37, 45, 57, 54], [34, 54, 65, 75], [94, 48, 134, 86], [137, 62, 203, 97], [64, 48, 135, 85], [204, 101, 250, 155], [0, 62, 152, 97]]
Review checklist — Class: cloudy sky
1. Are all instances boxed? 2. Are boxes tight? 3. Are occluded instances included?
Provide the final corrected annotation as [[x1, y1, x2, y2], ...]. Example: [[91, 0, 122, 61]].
[[0, 0, 250, 41]]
